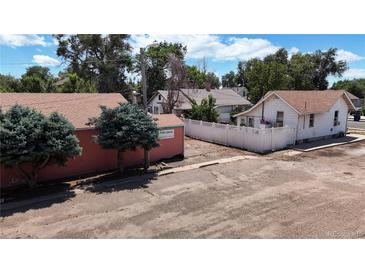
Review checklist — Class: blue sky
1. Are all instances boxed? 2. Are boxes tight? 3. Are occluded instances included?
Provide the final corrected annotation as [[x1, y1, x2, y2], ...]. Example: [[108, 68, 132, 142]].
[[1, 34, 364, 86]]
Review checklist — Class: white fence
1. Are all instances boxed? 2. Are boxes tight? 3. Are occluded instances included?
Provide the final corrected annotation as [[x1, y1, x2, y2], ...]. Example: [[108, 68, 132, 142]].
[[184, 119, 296, 153]]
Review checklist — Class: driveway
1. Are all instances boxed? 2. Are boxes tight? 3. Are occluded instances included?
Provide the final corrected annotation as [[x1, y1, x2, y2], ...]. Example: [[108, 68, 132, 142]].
[[1, 140, 365, 239], [348, 120, 365, 129]]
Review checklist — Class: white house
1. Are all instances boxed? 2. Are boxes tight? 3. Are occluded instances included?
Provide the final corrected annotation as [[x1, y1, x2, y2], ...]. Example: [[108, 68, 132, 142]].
[[233, 90, 355, 142], [148, 88, 252, 123]]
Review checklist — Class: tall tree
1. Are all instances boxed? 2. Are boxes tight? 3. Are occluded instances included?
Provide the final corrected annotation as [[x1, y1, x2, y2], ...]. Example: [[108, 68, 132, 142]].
[[0, 74, 21, 92], [88, 104, 159, 172], [163, 54, 187, 113], [237, 48, 348, 103], [312, 48, 347, 90], [20, 66, 55, 92], [222, 71, 237, 87], [54, 34, 132, 92], [56, 73, 97, 93], [236, 61, 246, 87], [135, 41, 187, 99], [0, 105, 81, 187], [332, 78, 365, 98], [185, 65, 220, 89], [185, 65, 206, 88], [205, 72, 221, 89], [242, 59, 270, 103], [288, 53, 316, 90]]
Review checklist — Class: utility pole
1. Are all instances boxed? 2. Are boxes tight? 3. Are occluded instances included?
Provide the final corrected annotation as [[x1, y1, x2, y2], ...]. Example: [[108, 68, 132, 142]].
[[139, 42, 158, 171], [140, 47, 148, 112], [140, 47, 149, 170]]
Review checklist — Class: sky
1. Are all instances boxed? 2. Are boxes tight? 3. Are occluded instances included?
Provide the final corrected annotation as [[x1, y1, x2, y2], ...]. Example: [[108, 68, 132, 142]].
[[1, 34, 364, 86]]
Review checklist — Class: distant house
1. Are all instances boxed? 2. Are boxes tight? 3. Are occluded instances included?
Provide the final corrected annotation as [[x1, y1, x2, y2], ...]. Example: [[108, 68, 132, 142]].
[[345, 91, 361, 109], [233, 90, 355, 142], [148, 88, 252, 123], [0, 93, 184, 188], [230, 86, 248, 97]]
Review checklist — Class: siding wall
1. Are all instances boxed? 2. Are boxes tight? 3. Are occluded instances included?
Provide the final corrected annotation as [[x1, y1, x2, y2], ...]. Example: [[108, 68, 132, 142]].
[[148, 95, 164, 114], [216, 106, 234, 123], [239, 95, 299, 128], [237, 95, 349, 141], [297, 97, 348, 140], [1, 127, 184, 188]]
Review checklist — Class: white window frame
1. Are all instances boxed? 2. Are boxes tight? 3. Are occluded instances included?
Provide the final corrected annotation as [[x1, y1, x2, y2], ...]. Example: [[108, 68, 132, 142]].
[[333, 110, 339, 126], [276, 111, 284, 127], [309, 114, 315, 128]]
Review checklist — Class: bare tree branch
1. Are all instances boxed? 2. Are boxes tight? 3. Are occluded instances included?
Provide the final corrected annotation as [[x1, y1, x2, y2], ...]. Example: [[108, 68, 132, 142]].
[[163, 54, 187, 113]]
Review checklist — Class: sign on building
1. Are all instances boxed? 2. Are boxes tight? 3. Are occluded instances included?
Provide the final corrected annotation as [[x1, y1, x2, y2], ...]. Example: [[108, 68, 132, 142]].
[[159, 129, 174, 139]]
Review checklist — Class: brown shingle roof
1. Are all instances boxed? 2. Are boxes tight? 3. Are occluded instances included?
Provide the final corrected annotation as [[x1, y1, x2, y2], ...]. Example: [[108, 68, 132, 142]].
[[345, 91, 359, 100], [152, 114, 184, 128], [234, 89, 354, 117], [181, 88, 251, 106], [0, 93, 127, 129], [273, 90, 353, 114]]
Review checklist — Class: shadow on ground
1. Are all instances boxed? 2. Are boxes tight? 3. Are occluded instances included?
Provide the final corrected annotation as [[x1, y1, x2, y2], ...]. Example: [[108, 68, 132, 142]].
[[0, 183, 76, 218], [1, 170, 159, 218], [79, 171, 158, 194]]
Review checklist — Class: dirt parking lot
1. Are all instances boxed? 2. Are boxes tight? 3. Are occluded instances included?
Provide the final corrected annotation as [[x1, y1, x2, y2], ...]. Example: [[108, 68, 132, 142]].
[[1, 139, 365, 238]]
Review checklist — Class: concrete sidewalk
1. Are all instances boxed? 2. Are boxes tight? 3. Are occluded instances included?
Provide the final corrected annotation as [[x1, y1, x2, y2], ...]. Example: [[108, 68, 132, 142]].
[[292, 134, 365, 152]]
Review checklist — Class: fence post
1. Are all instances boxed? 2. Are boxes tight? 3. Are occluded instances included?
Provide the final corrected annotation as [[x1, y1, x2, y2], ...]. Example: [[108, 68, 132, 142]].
[[225, 124, 229, 146]]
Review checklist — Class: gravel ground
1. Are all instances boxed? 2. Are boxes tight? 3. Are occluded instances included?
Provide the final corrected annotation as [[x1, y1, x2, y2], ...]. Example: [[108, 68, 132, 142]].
[[1, 140, 365, 239]]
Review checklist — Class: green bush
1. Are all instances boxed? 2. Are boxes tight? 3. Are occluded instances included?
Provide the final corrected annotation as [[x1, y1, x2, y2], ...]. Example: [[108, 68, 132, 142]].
[[88, 103, 159, 172], [0, 105, 81, 187]]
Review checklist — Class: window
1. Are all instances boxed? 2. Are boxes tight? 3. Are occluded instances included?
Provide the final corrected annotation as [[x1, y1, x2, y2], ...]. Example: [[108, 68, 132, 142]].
[[333, 110, 339, 126], [158, 95, 162, 101], [147, 106, 152, 113], [276, 111, 284, 127], [309, 114, 314, 128], [153, 106, 159, 114], [248, 117, 254, 127]]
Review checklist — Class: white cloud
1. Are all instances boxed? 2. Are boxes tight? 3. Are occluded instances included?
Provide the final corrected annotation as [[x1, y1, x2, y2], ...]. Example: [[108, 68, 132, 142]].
[[336, 49, 364, 62], [288, 47, 300, 58], [32, 55, 60, 66], [0, 34, 49, 47], [342, 68, 365, 78], [130, 34, 280, 61], [52, 38, 59, 46]]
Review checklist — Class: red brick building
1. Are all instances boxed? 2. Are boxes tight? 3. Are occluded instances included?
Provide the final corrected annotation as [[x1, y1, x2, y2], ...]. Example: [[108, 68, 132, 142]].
[[0, 93, 184, 188]]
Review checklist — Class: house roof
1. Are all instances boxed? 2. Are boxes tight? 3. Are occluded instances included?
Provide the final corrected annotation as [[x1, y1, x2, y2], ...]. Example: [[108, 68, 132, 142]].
[[156, 90, 192, 110], [273, 90, 354, 113], [234, 90, 355, 117], [345, 91, 359, 100], [181, 88, 251, 107], [152, 114, 184, 128], [151, 88, 251, 111], [0, 93, 127, 129]]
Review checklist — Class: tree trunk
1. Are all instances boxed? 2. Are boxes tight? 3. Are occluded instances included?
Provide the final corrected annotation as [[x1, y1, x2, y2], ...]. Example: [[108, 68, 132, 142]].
[[16, 164, 39, 188], [144, 148, 150, 171], [28, 170, 38, 188], [117, 149, 124, 173]]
